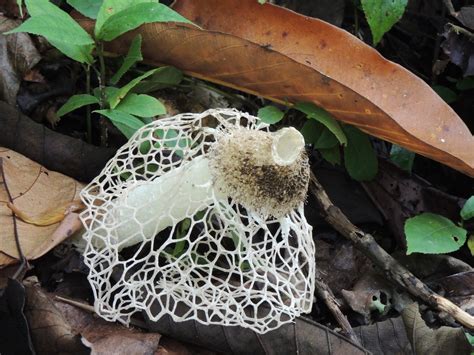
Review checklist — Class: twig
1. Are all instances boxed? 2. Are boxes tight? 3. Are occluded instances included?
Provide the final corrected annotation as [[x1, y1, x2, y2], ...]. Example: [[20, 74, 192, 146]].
[[0, 158, 29, 279], [55, 295, 148, 329], [442, 0, 456, 17], [314, 271, 361, 345], [309, 171, 474, 330]]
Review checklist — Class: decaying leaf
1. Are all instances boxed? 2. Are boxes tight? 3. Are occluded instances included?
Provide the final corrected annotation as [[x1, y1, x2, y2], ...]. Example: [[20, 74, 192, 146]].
[[441, 24, 474, 77], [0, 148, 84, 267], [402, 303, 471, 355], [77, 0, 474, 176], [0, 279, 35, 355], [355, 317, 413, 354], [0, 15, 41, 105], [53, 299, 163, 355], [23, 280, 89, 355]]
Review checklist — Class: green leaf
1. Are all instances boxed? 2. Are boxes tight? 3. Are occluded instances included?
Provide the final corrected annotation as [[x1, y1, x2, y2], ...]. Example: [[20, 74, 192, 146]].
[[95, 109, 145, 138], [258, 105, 285, 124], [96, 2, 192, 41], [67, 0, 102, 19], [361, 0, 408, 45], [294, 102, 347, 146], [110, 34, 143, 85], [93, 86, 120, 103], [132, 66, 183, 93], [8, 0, 95, 64], [456, 76, 474, 91], [48, 40, 94, 64], [95, 0, 156, 37], [13, 0, 94, 44], [390, 144, 415, 172], [16, 0, 23, 17], [343, 125, 378, 181], [5, 15, 94, 45], [116, 93, 166, 117], [467, 235, 474, 256], [301, 120, 338, 149], [404, 213, 467, 255], [57, 94, 99, 117], [319, 146, 341, 165], [108, 68, 159, 109], [432, 85, 458, 104], [460, 196, 474, 220]]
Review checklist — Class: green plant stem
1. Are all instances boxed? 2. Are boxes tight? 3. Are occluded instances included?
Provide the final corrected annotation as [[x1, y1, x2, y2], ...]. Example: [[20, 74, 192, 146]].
[[84, 64, 92, 144], [98, 42, 107, 89], [97, 42, 108, 146]]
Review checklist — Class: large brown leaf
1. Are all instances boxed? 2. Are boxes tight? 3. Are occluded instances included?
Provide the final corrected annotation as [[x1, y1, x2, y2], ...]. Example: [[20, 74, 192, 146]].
[[0, 148, 84, 267], [77, 0, 474, 176]]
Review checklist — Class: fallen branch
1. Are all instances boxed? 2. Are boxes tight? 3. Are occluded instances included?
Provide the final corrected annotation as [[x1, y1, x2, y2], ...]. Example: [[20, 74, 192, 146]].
[[0, 101, 115, 182], [309, 171, 474, 330], [315, 271, 361, 345]]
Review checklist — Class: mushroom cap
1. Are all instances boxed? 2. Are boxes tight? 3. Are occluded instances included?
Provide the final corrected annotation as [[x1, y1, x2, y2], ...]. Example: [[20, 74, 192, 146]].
[[209, 126, 309, 218]]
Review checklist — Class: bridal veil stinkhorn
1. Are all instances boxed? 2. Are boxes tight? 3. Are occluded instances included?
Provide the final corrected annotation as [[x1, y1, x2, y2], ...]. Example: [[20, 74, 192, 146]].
[[80, 109, 315, 334]]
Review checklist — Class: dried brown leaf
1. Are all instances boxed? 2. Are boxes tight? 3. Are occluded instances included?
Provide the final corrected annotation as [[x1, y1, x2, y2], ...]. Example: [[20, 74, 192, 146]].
[[0, 15, 41, 104], [54, 300, 162, 355], [24, 280, 89, 355], [77, 0, 474, 176], [402, 303, 471, 355], [0, 148, 84, 267]]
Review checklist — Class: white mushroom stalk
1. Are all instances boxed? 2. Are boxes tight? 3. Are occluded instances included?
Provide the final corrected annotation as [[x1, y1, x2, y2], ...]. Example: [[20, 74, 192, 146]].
[[80, 109, 315, 334]]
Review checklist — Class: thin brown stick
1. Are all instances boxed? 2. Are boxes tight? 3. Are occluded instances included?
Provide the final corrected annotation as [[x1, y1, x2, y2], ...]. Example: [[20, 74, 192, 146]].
[[309, 171, 474, 330], [0, 158, 29, 279], [314, 271, 361, 345], [55, 296, 148, 329]]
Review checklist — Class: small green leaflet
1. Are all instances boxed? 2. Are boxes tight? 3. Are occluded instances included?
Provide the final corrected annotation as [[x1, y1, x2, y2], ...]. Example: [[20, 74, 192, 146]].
[[95, 109, 145, 138], [390, 144, 415, 172], [319, 147, 341, 165], [257, 105, 284, 124], [432, 85, 458, 104], [67, 0, 102, 19], [57, 94, 99, 117], [456, 76, 474, 91], [16, 0, 23, 17], [294, 102, 347, 146], [107, 69, 159, 109], [116, 93, 166, 117], [133, 66, 183, 93], [96, 2, 193, 41], [343, 125, 378, 181], [110, 34, 143, 85], [404, 213, 467, 255], [300, 120, 338, 149], [460, 196, 474, 221], [468, 235, 474, 256], [361, 0, 408, 46], [95, 0, 156, 37]]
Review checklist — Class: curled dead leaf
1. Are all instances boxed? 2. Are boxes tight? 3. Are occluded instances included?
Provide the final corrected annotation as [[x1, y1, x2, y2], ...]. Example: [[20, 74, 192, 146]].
[[0, 148, 85, 267], [77, 0, 474, 176]]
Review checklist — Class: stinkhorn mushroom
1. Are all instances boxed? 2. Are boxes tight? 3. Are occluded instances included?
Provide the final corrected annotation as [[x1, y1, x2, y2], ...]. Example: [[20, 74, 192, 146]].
[[80, 108, 315, 334]]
